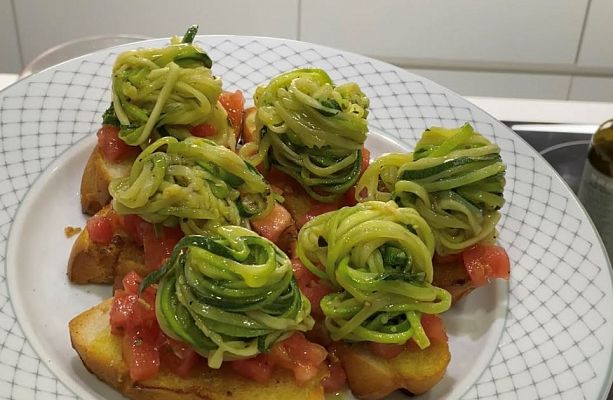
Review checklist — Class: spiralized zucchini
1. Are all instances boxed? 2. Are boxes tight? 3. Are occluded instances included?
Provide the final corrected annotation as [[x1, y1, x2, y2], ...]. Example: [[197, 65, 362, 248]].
[[140, 226, 313, 368], [297, 201, 451, 347], [108, 26, 234, 148], [357, 124, 506, 255], [109, 136, 274, 233], [254, 68, 370, 202]]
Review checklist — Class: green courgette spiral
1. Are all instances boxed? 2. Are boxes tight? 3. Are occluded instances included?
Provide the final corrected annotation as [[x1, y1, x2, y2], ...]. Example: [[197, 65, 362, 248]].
[[109, 136, 274, 233], [142, 226, 313, 368], [254, 68, 370, 202], [297, 201, 451, 348], [109, 26, 233, 148], [357, 124, 506, 255]]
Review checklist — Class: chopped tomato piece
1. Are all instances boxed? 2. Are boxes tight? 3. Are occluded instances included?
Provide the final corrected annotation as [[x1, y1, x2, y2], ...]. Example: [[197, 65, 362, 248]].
[[250, 203, 293, 244], [86, 214, 114, 244], [110, 290, 139, 335], [300, 199, 343, 228], [322, 358, 347, 393], [462, 245, 510, 287], [421, 314, 448, 344], [141, 224, 184, 270], [118, 214, 145, 246], [231, 354, 273, 384], [219, 90, 245, 134], [241, 107, 258, 143], [189, 123, 217, 138], [97, 124, 140, 161], [122, 270, 142, 294], [360, 146, 370, 176], [343, 186, 358, 207], [368, 342, 405, 359], [291, 259, 332, 319], [123, 324, 160, 382], [269, 333, 328, 385], [158, 334, 201, 377]]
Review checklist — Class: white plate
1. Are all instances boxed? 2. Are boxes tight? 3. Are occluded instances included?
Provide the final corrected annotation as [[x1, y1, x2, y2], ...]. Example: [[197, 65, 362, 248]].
[[1, 36, 612, 400]]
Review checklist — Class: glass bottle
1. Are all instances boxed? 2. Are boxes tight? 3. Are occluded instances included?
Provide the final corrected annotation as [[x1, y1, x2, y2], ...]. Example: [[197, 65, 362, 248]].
[[578, 119, 613, 259]]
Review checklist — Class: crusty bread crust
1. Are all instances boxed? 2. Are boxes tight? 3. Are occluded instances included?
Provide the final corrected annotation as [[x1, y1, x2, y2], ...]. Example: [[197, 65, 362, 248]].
[[432, 261, 475, 303], [67, 205, 147, 284], [336, 341, 450, 400], [80, 145, 134, 215], [69, 299, 326, 400]]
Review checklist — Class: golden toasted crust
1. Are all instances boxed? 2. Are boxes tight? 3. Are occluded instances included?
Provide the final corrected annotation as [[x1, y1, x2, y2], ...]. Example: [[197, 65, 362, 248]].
[[432, 261, 475, 303], [69, 299, 325, 400], [67, 205, 147, 284], [80, 145, 134, 215], [336, 342, 450, 400]]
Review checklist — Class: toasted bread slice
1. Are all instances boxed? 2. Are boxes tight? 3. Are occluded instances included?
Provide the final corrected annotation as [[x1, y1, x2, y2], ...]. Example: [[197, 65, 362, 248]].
[[69, 299, 325, 400], [336, 341, 450, 399], [81, 145, 135, 215], [432, 261, 475, 303], [68, 205, 147, 284]]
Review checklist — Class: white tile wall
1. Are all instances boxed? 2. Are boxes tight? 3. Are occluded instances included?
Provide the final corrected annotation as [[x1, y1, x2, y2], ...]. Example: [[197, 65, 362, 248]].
[[300, 0, 588, 65], [14, 0, 299, 66], [568, 77, 613, 102], [0, 0, 22, 73], [411, 69, 572, 100], [576, 0, 613, 67]]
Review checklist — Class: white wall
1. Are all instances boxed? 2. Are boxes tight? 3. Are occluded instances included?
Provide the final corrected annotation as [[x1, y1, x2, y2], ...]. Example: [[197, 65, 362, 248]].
[[1, 0, 612, 101]]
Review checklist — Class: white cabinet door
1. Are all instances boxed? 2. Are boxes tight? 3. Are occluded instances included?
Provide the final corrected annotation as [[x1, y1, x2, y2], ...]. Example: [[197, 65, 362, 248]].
[[0, 0, 22, 73], [300, 0, 588, 65], [576, 0, 613, 67], [15, 0, 299, 66], [412, 69, 572, 100], [569, 77, 613, 102]]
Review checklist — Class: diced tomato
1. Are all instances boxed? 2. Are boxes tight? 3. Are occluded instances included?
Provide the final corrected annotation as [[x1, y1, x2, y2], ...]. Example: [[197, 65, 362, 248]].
[[291, 259, 332, 319], [250, 203, 294, 244], [110, 290, 139, 335], [122, 270, 142, 294], [360, 146, 370, 176], [300, 279, 333, 319], [158, 334, 201, 377], [118, 214, 145, 246], [110, 272, 157, 334], [368, 342, 405, 359], [123, 324, 160, 382], [462, 245, 510, 287], [231, 354, 274, 384], [302, 200, 341, 227], [189, 123, 217, 138], [421, 314, 448, 344], [322, 358, 346, 393], [241, 107, 258, 144], [141, 224, 184, 270], [292, 259, 319, 287], [269, 333, 328, 385], [219, 90, 245, 133], [97, 124, 140, 161], [86, 214, 114, 244], [343, 186, 358, 207], [266, 168, 303, 194]]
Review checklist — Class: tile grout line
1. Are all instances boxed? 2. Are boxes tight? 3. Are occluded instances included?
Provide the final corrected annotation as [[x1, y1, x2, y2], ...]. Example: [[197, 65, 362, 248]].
[[9, 0, 25, 71], [567, 0, 594, 99], [296, 0, 302, 41]]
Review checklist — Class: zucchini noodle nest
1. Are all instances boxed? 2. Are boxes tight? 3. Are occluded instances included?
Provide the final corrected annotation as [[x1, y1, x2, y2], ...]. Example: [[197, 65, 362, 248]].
[[140, 226, 313, 369], [107, 26, 233, 148], [109, 136, 274, 233], [357, 124, 506, 255], [253, 68, 370, 202], [297, 201, 451, 348]]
